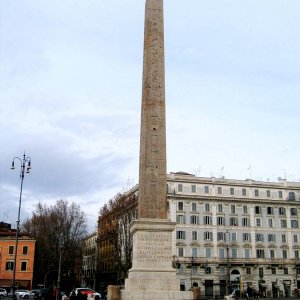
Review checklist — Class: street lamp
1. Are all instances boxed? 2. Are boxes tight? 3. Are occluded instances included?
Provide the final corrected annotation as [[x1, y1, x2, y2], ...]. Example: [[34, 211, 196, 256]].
[[190, 256, 194, 290], [10, 152, 31, 298], [225, 230, 231, 296], [56, 240, 63, 300]]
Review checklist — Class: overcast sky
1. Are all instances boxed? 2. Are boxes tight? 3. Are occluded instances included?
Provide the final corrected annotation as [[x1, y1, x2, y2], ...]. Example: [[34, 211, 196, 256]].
[[1, 0, 299, 233]]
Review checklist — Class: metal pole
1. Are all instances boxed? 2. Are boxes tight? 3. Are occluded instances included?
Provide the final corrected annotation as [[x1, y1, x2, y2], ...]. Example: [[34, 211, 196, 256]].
[[10, 153, 31, 299], [226, 230, 231, 296], [56, 246, 63, 300], [226, 244, 230, 295]]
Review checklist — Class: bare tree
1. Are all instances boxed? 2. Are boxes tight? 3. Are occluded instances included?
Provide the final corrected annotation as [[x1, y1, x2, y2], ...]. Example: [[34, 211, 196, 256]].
[[23, 199, 87, 289], [98, 192, 137, 285]]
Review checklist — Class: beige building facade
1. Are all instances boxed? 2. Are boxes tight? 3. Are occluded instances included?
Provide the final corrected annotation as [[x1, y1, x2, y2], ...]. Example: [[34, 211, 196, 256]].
[[167, 172, 300, 298]]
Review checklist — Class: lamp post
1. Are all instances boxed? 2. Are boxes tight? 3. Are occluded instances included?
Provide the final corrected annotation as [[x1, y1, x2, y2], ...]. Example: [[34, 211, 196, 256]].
[[225, 230, 231, 296], [190, 256, 194, 290], [10, 153, 31, 298], [56, 241, 63, 300]]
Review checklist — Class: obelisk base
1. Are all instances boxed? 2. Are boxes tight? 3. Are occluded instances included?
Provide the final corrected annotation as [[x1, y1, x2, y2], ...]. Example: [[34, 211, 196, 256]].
[[121, 219, 192, 300]]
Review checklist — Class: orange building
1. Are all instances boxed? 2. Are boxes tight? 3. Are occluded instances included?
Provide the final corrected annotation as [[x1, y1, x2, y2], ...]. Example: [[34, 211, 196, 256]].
[[0, 222, 35, 289]]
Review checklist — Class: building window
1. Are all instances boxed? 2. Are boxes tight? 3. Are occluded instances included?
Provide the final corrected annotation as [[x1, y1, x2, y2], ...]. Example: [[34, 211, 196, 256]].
[[295, 250, 299, 259], [242, 189, 247, 196], [282, 234, 287, 243], [230, 205, 236, 214], [281, 219, 287, 228], [242, 218, 249, 227], [291, 208, 297, 216], [246, 267, 251, 274], [178, 247, 184, 257], [192, 231, 198, 240], [256, 218, 261, 227], [204, 216, 212, 225], [218, 187, 222, 195], [218, 203, 223, 212], [205, 248, 212, 258], [256, 233, 264, 242], [178, 202, 183, 210], [244, 249, 251, 258], [267, 207, 273, 215], [271, 267, 276, 275], [243, 205, 248, 214], [220, 266, 225, 274], [268, 219, 273, 228], [177, 215, 186, 224], [205, 203, 210, 212], [191, 203, 197, 211], [254, 189, 259, 197], [279, 207, 286, 215], [294, 234, 298, 243], [204, 186, 209, 194], [268, 234, 276, 242], [270, 250, 275, 259], [230, 217, 238, 226], [176, 231, 186, 240], [231, 248, 237, 258], [230, 188, 235, 195], [178, 184, 183, 192], [190, 215, 199, 225], [282, 250, 288, 259], [257, 250, 265, 258], [21, 261, 27, 271], [192, 248, 198, 257], [219, 248, 225, 259], [255, 206, 261, 214], [9, 246, 14, 255], [204, 231, 212, 241], [217, 217, 225, 226], [217, 232, 225, 241], [266, 190, 271, 197], [289, 192, 296, 201], [6, 261, 14, 270], [291, 220, 299, 228], [191, 185, 196, 193], [284, 268, 289, 274], [22, 246, 28, 255], [205, 266, 212, 274], [231, 232, 237, 241], [243, 233, 251, 242], [278, 191, 283, 198]]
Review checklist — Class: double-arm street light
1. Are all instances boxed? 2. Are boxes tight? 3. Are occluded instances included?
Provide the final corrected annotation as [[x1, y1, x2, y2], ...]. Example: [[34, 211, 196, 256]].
[[10, 153, 31, 298]]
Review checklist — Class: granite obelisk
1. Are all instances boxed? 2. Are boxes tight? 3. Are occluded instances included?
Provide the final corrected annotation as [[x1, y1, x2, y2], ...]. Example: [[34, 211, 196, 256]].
[[138, 0, 167, 220], [121, 1, 192, 299]]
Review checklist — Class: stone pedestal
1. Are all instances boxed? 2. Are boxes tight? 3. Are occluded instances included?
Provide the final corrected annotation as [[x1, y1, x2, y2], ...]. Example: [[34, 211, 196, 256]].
[[121, 219, 192, 300]]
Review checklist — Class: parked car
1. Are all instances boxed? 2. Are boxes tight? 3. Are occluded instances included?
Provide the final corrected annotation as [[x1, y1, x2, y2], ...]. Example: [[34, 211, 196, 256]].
[[20, 290, 36, 299], [0, 288, 8, 298], [70, 288, 101, 300], [230, 289, 249, 299], [16, 290, 31, 298], [34, 288, 50, 300]]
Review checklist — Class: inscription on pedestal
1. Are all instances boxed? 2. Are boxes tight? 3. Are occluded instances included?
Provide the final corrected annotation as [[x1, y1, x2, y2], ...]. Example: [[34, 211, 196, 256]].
[[133, 231, 171, 268]]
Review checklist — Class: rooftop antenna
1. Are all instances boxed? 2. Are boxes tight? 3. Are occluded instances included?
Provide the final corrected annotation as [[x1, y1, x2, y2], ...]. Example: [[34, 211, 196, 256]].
[[193, 166, 201, 177], [248, 165, 252, 179], [219, 166, 224, 178]]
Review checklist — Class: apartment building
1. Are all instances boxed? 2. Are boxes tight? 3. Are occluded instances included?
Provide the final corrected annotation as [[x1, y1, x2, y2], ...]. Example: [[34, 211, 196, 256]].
[[81, 232, 98, 290], [0, 222, 35, 289], [168, 172, 300, 298]]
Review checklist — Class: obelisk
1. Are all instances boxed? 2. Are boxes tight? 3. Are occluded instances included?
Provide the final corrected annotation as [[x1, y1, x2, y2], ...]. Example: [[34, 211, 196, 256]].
[[138, 0, 167, 220], [121, 1, 192, 299]]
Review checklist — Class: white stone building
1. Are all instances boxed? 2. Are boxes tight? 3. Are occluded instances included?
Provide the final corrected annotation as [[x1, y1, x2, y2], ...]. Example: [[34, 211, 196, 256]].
[[167, 172, 300, 298], [81, 232, 98, 290]]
